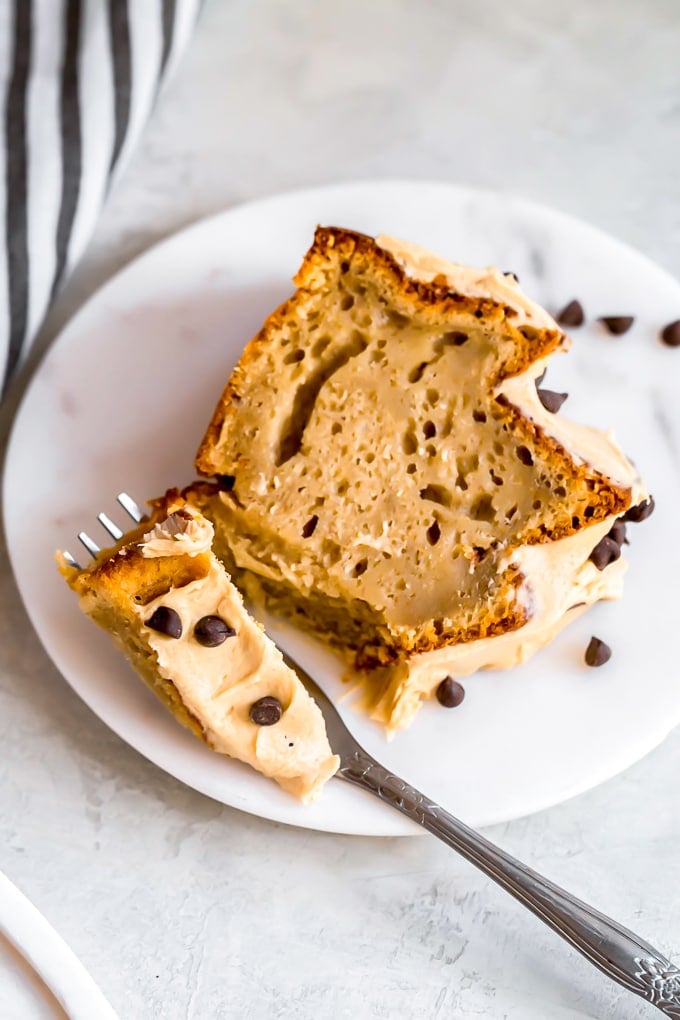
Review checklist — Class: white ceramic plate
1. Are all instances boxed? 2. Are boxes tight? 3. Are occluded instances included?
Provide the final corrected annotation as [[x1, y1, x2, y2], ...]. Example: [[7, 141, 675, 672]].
[[0, 871, 118, 1019], [5, 180, 680, 837]]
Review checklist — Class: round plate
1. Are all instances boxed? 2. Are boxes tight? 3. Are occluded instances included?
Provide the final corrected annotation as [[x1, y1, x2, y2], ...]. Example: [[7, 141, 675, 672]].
[[5, 180, 680, 836]]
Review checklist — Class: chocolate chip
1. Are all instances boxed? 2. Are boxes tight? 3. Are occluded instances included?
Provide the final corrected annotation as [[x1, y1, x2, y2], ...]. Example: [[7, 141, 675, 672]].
[[589, 535, 621, 571], [598, 316, 634, 336], [436, 676, 465, 708], [146, 606, 182, 639], [505, 271, 519, 282], [585, 636, 611, 667], [516, 445, 534, 466], [623, 496, 655, 523], [537, 388, 568, 413], [249, 696, 283, 726], [660, 320, 680, 347], [556, 300, 584, 327], [535, 368, 547, 387], [194, 615, 236, 647], [608, 519, 627, 546]]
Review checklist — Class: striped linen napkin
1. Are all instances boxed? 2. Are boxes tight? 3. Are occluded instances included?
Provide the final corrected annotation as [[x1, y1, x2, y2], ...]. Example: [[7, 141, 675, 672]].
[[0, 0, 203, 397]]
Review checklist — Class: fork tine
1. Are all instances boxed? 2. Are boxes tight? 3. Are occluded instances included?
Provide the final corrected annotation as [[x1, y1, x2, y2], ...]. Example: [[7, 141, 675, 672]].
[[62, 550, 82, 571], [78, 531, 101, 557], [117, 492, 145, 523], [97, 512, 123, 540]]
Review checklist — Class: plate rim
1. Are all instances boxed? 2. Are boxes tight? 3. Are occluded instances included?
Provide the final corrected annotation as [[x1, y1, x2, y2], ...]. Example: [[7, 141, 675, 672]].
[[0, 870, 119, 1019]]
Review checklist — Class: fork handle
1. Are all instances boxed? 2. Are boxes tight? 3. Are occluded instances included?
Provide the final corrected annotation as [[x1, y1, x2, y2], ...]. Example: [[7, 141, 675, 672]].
[[339, 749, 680, 1016]]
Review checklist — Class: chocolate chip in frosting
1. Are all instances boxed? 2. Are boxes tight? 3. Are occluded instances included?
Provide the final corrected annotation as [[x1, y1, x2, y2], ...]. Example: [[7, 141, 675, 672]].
[[194, 615, 236, 647], [249, 696, 283, 726], [146, 606, 182, 639], [608, 519, 627, 546], [623, 496, 655, 523], [556, 299, 584, 327], [504, 271, 519, 282], [598, 315, 634, 336], [660, 320, 680, 347], [537, 388, 568, 413], [585, 636, 611, 667], [436, 676, 465, 708], [589, 535, 621, 571]]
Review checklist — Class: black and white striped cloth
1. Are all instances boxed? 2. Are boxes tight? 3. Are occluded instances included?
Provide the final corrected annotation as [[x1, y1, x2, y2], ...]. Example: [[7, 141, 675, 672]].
[[0, 0, 202, 396]]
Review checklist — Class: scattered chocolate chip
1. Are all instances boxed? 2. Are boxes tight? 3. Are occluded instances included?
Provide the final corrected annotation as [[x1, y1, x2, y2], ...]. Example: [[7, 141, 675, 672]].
[[598, 315, 634, 336], [146, 606, 182, 639], [537, 388, 568, 413], [589, 535, 621, 571], [194, 615, 236, 647], [608, 519, 627, 546], [585, 636, 611, 667], [436, 676, 465, 708], [556, 299, 584, 327], [505, 271, 519, 282], [516, 445, 534, 466], [623, 496, 655, 523], [660, 320, 680, 347], [249, 696, 283, 726], [535, 367, 547, 387]]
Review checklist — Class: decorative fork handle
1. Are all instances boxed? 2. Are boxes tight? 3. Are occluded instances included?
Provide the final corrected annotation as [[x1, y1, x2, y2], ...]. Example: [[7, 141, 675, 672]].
[[339, 749, 680, 1016]]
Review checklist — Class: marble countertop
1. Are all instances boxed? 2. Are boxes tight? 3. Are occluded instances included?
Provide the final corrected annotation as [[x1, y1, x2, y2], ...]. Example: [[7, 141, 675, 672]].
[[1, 1, 679, 1017]]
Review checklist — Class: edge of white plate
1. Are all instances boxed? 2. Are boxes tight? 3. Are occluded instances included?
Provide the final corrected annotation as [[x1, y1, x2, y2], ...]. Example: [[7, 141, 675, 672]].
[[0, 871, 119, 1020], [4, 178, 680, 837]]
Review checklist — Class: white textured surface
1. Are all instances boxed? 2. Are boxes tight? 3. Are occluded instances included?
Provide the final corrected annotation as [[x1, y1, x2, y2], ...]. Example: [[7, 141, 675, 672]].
[[1, 2, 679, 1018]]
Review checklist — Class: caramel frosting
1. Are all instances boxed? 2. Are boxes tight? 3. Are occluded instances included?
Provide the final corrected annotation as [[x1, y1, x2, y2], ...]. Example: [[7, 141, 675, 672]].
[[498, 367, 645, 498], [376, 234, 560, 330], [135, 514, 339, 800], [141, 511, 214, 558]]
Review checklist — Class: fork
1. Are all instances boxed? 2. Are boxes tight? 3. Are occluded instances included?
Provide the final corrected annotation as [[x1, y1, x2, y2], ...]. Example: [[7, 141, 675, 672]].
[[67, 494, 680, 1018]]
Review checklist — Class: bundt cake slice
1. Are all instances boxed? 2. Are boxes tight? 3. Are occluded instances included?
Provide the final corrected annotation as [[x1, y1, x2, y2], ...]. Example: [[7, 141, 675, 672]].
[[194, 227, 646, 727]]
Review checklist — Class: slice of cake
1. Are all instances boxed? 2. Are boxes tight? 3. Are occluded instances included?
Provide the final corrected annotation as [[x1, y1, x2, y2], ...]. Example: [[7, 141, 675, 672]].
[[57, 495, 339, 799], [194, 227, 647, 729]]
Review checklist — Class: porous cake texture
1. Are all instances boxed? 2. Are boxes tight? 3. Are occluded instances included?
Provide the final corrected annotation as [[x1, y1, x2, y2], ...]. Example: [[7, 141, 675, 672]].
[[194, 227, 642, 727]]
